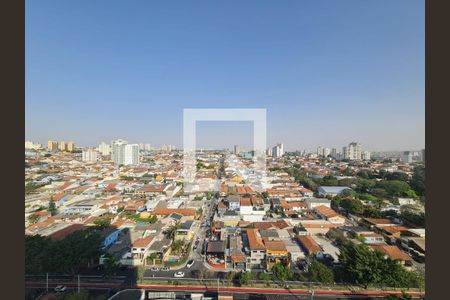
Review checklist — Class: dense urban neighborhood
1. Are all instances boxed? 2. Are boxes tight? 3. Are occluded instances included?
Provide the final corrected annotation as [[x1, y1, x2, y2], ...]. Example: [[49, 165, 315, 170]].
[[25, 140, 425, 300]]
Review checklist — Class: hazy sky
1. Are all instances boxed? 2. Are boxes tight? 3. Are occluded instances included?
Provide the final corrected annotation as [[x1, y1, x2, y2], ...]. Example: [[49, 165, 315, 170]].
[[26, 0, 424, 151]]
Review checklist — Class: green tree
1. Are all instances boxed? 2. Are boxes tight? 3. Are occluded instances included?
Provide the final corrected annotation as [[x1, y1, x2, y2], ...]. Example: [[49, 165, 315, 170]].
[[239, 271, 252, 286], [103, 253, 120, 276], [48, 201, 57, 216], [94, 217, 111, 228], [338, 240, 419, 289], [170, 240, 184, 254], [410, 165, 425, 196], [340, 198, 364, 215], [259, 272, 272, 285], [308, 260, 334, 284], [386, 172, 409, 182], [166, 222, 181, 240], [27, 213, 40, 225], [271, 263, 293, 283], [375, 180, 413, 198]]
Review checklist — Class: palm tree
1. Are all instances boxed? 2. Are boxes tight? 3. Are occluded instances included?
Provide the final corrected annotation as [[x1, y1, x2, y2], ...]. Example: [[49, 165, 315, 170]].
[[166, 221, 181, 240], [170, 240, 184, 255]]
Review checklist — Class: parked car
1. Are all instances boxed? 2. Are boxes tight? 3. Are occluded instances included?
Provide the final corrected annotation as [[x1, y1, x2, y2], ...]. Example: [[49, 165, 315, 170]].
[[161, 267, 170, 272], [174, 271, 185, 278], [150, 266, 159, 272], [186, 259, 194, 268], [54, 285, 67, 293]]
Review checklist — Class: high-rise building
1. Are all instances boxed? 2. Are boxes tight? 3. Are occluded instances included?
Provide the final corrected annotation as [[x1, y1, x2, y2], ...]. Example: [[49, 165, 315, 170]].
[[47, 140, 58, 151], [82, 149, 99, 162], [362, 151, 371, 161], [401, 151, 413, 163], [323, 148, 331, 157], [343, 142, 362, 160], [66, 141, 75, 152], [111, 139, 128, 165], [25, 141, 42, 150], [317, 146, 323, 156], [124, 144, 140, 165], [272, 143, 284, 158], [58, 141, 67, 151], [98, 142, 111, 156], [331, 148, 337, 158], [234, 145, 240, 155], [421, 149, 425, 162]]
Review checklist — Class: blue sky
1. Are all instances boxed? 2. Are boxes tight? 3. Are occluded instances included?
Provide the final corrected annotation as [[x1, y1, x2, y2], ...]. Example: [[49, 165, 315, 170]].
[[26, 0, 424, 151]]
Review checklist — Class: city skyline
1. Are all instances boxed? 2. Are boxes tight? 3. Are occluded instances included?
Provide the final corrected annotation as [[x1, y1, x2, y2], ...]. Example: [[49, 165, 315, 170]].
[[26, 0, 424, 151]]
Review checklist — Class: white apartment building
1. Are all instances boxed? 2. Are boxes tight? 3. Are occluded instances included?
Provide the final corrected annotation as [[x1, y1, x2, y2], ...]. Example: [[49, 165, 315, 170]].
[[98, 142, 111, 156], [343, 142, 362, 160], [82, 149, 99, 162], [124, 144, 140, 165], [272, 143, 284, 158], [112, 139, 128, 165], [362, 151, 371, 160], [25, 141, 42, 150]]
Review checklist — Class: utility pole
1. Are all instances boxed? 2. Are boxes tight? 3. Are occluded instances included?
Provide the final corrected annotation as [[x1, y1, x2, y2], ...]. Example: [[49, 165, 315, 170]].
[[77, 274, 80, 293], [46, 273, 48, 292]]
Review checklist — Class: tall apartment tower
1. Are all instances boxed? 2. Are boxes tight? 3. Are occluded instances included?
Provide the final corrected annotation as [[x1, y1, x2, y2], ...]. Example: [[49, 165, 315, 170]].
[[82, 149, 98, 162], [234, 145, 240, 155], [111, 139, 127, 165], [66, 141, 75, 152], [343, 142, 362, 160], [272, 143, 284, 158], [98, 142, 111, 156], [47, 140, 58, 151], [124, 144, 140, 165], [317, 146, 323, 156]]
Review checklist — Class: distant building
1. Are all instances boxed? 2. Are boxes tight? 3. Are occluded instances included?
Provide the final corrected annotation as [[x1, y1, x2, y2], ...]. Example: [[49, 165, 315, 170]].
[[362, 151, 371, 160], [66, 141, 75, 152], [124, 144, 140, 165], [401, 151, 413, 163], [25, 141, 42, 150], [47, 140, 58, 151], [112, 139, 128, 165], [58, 141, 67, 151], [98, 142, 111, 156], [234, 145, 240, 155], [272, 143, 284, 158], [343, 142, 362, 160], [82, 149, 99, 162]]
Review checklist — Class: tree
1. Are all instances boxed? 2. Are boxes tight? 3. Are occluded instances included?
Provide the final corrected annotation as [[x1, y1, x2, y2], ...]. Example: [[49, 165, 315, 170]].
[[271, 263, 293, 283], [308, 260, 334, 284], [338, 240, 420, 289], [103, 253, 120, 276], [170, 240, 184, 254], [375, 180, 413, 198], [410, 165, 425, 196], [239, 271, 252, 286], [259, 272, 272, 285], [27, 213, 40, 225], [386, 172, 409, 182], [165, 222, 181, 240], [48, 201, 57, 216], [94, 217, 111, 228], [340, 198, 364, 215]]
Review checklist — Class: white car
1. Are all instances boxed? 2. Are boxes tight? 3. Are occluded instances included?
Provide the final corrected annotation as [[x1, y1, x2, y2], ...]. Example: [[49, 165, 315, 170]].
[[150, 266, 159, 272], [174, 271, 185, 278], [186, 260, 194, 268], [54, 285, 67, 293]]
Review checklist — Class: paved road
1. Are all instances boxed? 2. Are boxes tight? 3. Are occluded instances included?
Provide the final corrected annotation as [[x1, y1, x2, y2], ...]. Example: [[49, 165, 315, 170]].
[[25, 282, 425, 299]]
